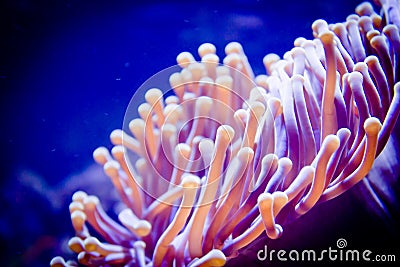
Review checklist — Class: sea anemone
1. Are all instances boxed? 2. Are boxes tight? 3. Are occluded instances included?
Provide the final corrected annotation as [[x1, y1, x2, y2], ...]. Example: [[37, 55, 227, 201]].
[[51, 0, 400, 266]]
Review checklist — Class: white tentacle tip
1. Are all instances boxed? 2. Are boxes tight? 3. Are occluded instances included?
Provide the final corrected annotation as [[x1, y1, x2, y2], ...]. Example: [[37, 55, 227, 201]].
[[134, 220, 152, 237], [50, 256, 68, 267], [103, 160, 121, 177], [237, 146, 254, 162], [119, 208, 152, 237], [258, 192, 273, 203], [111, 145, 126, 159], [198, 42, 217, 57], [216, 125, 235, 143], [322, 134, 340, 153], [190, 249, 226, 267], [348, 71, 364, 85], [225, 41, 243, 54], [272, 191, 289, 204], [110, 129, 123, 145], [294, 202, 307, 216], [72, 191, 88, 202], [92, 146, 110, 165], [196, 96, 213, 113], [250, 101, 266, 118], [364, 117, 382, 136], [145, 88, 164, 105], [267, 224, 283, 239], [318, 31, 334, 44], [177, 51, 195, 68], [181, 174, 201, 189]]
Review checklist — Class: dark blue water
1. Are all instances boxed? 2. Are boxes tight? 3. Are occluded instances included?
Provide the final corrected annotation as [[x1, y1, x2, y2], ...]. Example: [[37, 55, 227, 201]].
[[2, 0, 394, 266]]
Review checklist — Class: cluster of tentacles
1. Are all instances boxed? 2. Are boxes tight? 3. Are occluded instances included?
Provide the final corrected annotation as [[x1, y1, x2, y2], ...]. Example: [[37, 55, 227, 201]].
[[51, 0, 399, 266]]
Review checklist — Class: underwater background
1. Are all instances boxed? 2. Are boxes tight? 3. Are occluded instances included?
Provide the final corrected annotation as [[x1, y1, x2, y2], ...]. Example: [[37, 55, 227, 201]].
[[1, 0, 398, 266]]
